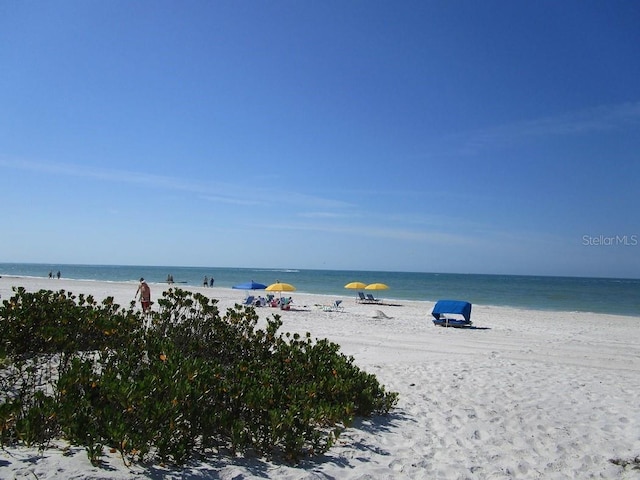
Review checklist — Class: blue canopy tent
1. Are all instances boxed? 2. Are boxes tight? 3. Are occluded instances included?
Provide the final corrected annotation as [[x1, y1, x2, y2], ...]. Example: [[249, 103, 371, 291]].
[[232, 281, 268, 306], [431, 300, 473, 327], [232, 281, 267, 291]]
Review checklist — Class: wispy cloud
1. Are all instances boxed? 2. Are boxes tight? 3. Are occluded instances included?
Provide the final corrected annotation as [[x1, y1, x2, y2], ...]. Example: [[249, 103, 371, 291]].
[[296, 211, 360, 219], [0, 157, 356, 211], [243, 209, 569, 253], [199, 194, 267, 207], [248, 219, 476, 244], [0, 157, 210, 192], [448, 101, 640, 155]]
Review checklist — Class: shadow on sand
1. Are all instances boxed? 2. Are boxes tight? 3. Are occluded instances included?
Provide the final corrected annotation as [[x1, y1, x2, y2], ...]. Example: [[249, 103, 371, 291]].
[[138, 410, 412, 479]]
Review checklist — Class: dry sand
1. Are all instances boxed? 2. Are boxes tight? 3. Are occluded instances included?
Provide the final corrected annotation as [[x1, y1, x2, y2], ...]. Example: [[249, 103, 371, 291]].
[[1, 276, 639, 479]]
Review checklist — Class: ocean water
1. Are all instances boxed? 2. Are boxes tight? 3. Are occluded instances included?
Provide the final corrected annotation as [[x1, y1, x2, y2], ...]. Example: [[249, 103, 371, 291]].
[[1, 263, 638, 317]]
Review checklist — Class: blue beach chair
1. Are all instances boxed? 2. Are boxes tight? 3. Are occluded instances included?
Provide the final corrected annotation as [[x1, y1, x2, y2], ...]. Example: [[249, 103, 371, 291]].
[[242, 296, 255, 306]]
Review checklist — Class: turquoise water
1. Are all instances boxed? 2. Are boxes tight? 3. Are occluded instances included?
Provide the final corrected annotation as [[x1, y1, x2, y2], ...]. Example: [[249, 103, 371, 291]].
[[1, 263, 638, 317]]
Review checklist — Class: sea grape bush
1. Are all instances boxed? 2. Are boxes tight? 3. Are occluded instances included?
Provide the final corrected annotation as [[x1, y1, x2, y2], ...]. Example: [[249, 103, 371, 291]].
[[0, 287, 398, 466], [0, 287, 139, 358]]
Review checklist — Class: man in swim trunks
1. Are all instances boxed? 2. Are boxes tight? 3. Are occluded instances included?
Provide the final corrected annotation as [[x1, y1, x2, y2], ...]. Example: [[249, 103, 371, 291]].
[[136, 278, 151, 313]]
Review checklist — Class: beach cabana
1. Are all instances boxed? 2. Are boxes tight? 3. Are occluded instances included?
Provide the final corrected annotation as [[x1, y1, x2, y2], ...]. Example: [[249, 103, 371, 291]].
[[431, 300, 472, 327]]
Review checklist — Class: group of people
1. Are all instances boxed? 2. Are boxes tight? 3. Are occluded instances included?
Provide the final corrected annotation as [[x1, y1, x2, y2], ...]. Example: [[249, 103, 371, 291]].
[[135, 275, 217, 314], [164, 274, 215, 287], [138, 275, 305, 315], [48, 271, 61, 279], [249, 295, 293, 310]]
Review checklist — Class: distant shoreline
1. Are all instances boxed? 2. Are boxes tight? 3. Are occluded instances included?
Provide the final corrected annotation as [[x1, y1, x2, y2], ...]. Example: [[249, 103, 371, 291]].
[[1, 273, 638, 319], [1, 263, 639, 317]]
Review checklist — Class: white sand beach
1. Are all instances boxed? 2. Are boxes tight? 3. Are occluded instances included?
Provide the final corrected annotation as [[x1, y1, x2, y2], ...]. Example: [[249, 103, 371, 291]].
[[1, 276, 639, 479]]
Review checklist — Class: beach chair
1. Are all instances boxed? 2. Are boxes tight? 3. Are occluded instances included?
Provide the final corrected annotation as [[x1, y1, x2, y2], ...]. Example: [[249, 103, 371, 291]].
[[366, 294, 381, 303], [358, 292, 367, 303], [322, 300, 344, 312], [280, 297, 292, 310], [242, 296, 255, 306]]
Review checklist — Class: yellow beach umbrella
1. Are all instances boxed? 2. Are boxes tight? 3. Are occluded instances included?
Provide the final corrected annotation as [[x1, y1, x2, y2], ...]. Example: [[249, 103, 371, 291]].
[[265, 282, 296, 297], [365, 283, 389, 290], [266, 282, 296, 292], [345, 281, 367, 302]]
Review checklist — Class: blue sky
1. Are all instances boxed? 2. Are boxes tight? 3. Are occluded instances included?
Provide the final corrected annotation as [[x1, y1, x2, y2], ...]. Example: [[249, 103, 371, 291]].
[[1, 1, 639, 278]]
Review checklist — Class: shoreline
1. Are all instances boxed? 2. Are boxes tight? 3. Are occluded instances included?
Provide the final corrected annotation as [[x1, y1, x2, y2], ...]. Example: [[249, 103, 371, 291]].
[[2, 274, 638, 319], [2, 263, 639, 317]]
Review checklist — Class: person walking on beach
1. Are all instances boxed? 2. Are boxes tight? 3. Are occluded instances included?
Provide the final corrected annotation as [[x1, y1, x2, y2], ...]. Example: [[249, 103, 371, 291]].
[[136, 278, 151, 313], [210, 277, 214, 287], [203, 276, 208, 287], [56, 271, 61, 279]]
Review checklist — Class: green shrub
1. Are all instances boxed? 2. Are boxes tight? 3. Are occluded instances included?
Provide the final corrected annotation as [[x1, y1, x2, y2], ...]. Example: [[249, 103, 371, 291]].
[[0, 287, 398, 466], [0, 287, 141, 359]]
